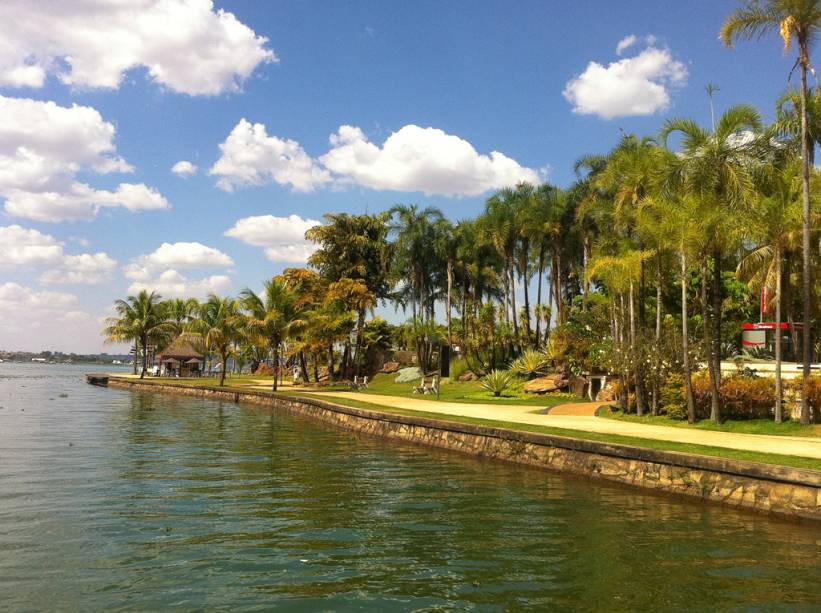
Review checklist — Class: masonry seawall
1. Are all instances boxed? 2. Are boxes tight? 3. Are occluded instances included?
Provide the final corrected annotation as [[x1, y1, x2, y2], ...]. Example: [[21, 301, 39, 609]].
[[105, 378, 821, 521]]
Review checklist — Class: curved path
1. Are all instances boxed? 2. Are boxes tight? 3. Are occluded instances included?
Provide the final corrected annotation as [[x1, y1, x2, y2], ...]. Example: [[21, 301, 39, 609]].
[[302, 391, 821, 461]]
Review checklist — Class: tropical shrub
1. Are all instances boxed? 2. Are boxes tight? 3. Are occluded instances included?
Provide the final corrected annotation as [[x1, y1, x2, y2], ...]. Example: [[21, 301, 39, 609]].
[[448, 356, 470, 381], [510, 349, 549, 378], [481, 369, 514, 397], [660, 372, 687, 420], [691, 373, 775, 420]]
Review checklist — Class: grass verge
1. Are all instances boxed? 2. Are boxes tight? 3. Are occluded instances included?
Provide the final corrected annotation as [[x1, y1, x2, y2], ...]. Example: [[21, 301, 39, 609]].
[[288, 391, 821, 472], [602, 409, 821, 438]]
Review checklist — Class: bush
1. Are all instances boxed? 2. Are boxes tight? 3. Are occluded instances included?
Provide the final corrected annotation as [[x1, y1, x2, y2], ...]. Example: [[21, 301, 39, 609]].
[[510, 349, 549, 378], [448, 356, 469, 381], [793, 376, 821, 423], [481, 369, 514, 397], [691, 372, 775, 420], [660, 373, 687, 420]]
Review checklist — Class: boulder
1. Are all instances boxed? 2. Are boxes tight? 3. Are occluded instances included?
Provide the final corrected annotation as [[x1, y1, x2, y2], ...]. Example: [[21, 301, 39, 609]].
[[524, 375, 568, 394], [568, 375, 588, 398], [381, 361, 401, 374], [458, 371, 476, 382]]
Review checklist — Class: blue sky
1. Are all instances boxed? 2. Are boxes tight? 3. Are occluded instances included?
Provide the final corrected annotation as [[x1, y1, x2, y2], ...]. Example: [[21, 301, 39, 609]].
[[0, 0, 802, 352]]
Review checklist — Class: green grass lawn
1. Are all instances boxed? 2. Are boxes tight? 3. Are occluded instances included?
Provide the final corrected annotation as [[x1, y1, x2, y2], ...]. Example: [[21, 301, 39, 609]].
[[292, 392, 821, 471], [349, 373, 585, 407], [602, 409, 821, 438]]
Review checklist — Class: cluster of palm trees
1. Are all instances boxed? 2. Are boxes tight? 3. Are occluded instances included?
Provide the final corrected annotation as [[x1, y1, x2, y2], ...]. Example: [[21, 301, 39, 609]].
[[104, 0, 820, 424]]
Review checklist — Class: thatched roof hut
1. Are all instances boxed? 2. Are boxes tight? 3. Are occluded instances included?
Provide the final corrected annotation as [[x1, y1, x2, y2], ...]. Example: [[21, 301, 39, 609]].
[[156, 336, 203, 363]]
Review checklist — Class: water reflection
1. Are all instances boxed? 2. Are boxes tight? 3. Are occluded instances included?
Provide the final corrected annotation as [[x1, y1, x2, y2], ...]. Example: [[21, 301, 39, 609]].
[[0, 364, 819, 610]]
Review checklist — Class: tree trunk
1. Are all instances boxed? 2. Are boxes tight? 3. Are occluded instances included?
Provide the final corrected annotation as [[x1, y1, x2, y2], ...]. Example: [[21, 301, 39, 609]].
[[799, 55, 813, 425], [555, 250, 564, 325], [272, 345, 279, 391], [710, 249, 723, 424], [652, 260, 663, 415], [701, 256, 717, 422], [521, 239, 530, 342], [681, 251, 696, 424], [312, 352, 320, 383], [219, 352, 227, 387], [299, 350, 309, 383], [774, 245, 784, 423], [446, 259, 454, 347], [535, 243, 545, 347], [630, 280, 646, 416], [509, 258, 519, 341], [133, 340, 138, 375], [140, 336, 147, 379], [352, 308, 366, 373], [327, 342, 335, 380], [583, 233, 590, 306]]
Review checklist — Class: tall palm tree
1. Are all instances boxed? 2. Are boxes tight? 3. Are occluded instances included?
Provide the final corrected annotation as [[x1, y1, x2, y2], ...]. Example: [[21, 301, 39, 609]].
[[721, 0, 820, 423], [165, 297, 199, 336], [239, 280, 302, 391], [661, 105, 763, 423], [188, 294, 241, 387], [737, 159, 803, 422], [103, 290, 174, 379]]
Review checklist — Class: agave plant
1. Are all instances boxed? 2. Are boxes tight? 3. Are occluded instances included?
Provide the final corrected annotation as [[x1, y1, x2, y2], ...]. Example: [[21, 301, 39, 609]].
[[510, 349, 549, 378], [481, 369, 514, 397], [744, 346, 774, 361]]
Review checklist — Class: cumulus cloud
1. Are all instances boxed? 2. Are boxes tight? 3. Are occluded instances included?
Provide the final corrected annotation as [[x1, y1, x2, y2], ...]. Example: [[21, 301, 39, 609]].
[[124, 241, 234, 280], [0, 0, 275, 95], [0, 282, 79, 314], [224, 214, 320, 263], [209, 119, 332, 192], [0, 224, 116, 284], [171, 160, 198, 177], [563, 44, 687, 120], [127, 269, 231, 299], [0, 95, 168, 221], [210, 121, 541, 197]]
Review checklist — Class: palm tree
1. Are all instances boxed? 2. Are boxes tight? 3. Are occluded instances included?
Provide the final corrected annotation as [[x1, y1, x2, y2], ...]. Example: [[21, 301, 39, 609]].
[[165, 297, 199, 336], [737, 159, 803, 422], [188, 294, 241, 387], [239, 280, 302, 391], [103, 290, 174, 379], [721, 0, 820, 424], [661, 105, 763, 423]]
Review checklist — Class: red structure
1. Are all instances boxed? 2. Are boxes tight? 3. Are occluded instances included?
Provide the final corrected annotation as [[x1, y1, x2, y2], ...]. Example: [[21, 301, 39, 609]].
[[741, 322, 803, 359]]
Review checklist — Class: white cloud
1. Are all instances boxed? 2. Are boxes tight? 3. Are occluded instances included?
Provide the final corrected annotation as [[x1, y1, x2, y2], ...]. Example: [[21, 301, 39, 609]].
[[210, 121, 542, 197], [0, 0, 275, 96], [124, 241, 233, 280], [127, 269, 231, 299], [0, 282, 78, 314], [320, 125, 542, 196], [563, 46, 687, 120], [209, 119, 331, 192], [0, 224, 116, 284], [225, 214, 319, 263], [171, 160, 198, 177], [40, 253, 118, 285], [0, 95, 168, 221], [616, 35, 637, 55]]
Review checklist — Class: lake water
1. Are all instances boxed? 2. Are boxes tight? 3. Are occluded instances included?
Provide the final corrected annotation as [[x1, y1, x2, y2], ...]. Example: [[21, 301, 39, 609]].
[[1, 363, 819, 611]]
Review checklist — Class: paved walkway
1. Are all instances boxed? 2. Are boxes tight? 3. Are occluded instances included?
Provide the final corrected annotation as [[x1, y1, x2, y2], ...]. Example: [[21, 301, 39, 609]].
[[300, 391, 821, 461]]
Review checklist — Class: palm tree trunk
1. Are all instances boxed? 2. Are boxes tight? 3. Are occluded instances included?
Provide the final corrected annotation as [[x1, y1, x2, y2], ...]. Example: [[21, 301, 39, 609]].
[[681, 250, 696, 424], [219, 352, 227, 387], [652, 261, 663, 415], [312, 352, 319, 383], [799, 56, 813, 425], [446, 259, 454, 347], [521, 240, 530, 341], [535, 243, 545, 346], [272, 345, 279, 391], [299, 351, 309, 383], [133, 340, 138, 375], [583, 233, 590, 306], [327, 342, 335, 380], [775, 244, 783, 423], [701, 256, 718, 421], [509, 258, 519, 341], [140, 336, 147, 379], [710, 249, 723, 424], [555, 250, 564, 324], [630, 280, 647, 416]]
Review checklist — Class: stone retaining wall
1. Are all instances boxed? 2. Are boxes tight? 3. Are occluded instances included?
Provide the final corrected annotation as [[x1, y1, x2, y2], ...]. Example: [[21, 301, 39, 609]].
[[106, 379, 821, 521]]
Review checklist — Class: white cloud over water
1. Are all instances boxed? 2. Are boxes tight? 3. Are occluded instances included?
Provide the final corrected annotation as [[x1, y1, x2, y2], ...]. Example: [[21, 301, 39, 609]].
[[209, 121, 542, 197], [0, 224, 117, 284], [0, 95, 168, 221], [0, 0, 275, 95], [225, 214, 320, 263], [564, 43, 687, 119]]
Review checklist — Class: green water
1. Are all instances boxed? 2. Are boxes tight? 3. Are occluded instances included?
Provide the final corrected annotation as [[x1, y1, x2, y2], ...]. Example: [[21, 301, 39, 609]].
[[1, 364, 819, 611]]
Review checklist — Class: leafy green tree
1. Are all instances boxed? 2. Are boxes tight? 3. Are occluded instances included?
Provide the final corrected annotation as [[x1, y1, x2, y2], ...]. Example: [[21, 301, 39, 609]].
[[188, 294, 242, 387], [722, 0, 820, 422]]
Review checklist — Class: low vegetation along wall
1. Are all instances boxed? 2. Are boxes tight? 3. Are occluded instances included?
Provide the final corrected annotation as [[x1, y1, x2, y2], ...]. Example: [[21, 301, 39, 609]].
[[105, 378, 821, 521]]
